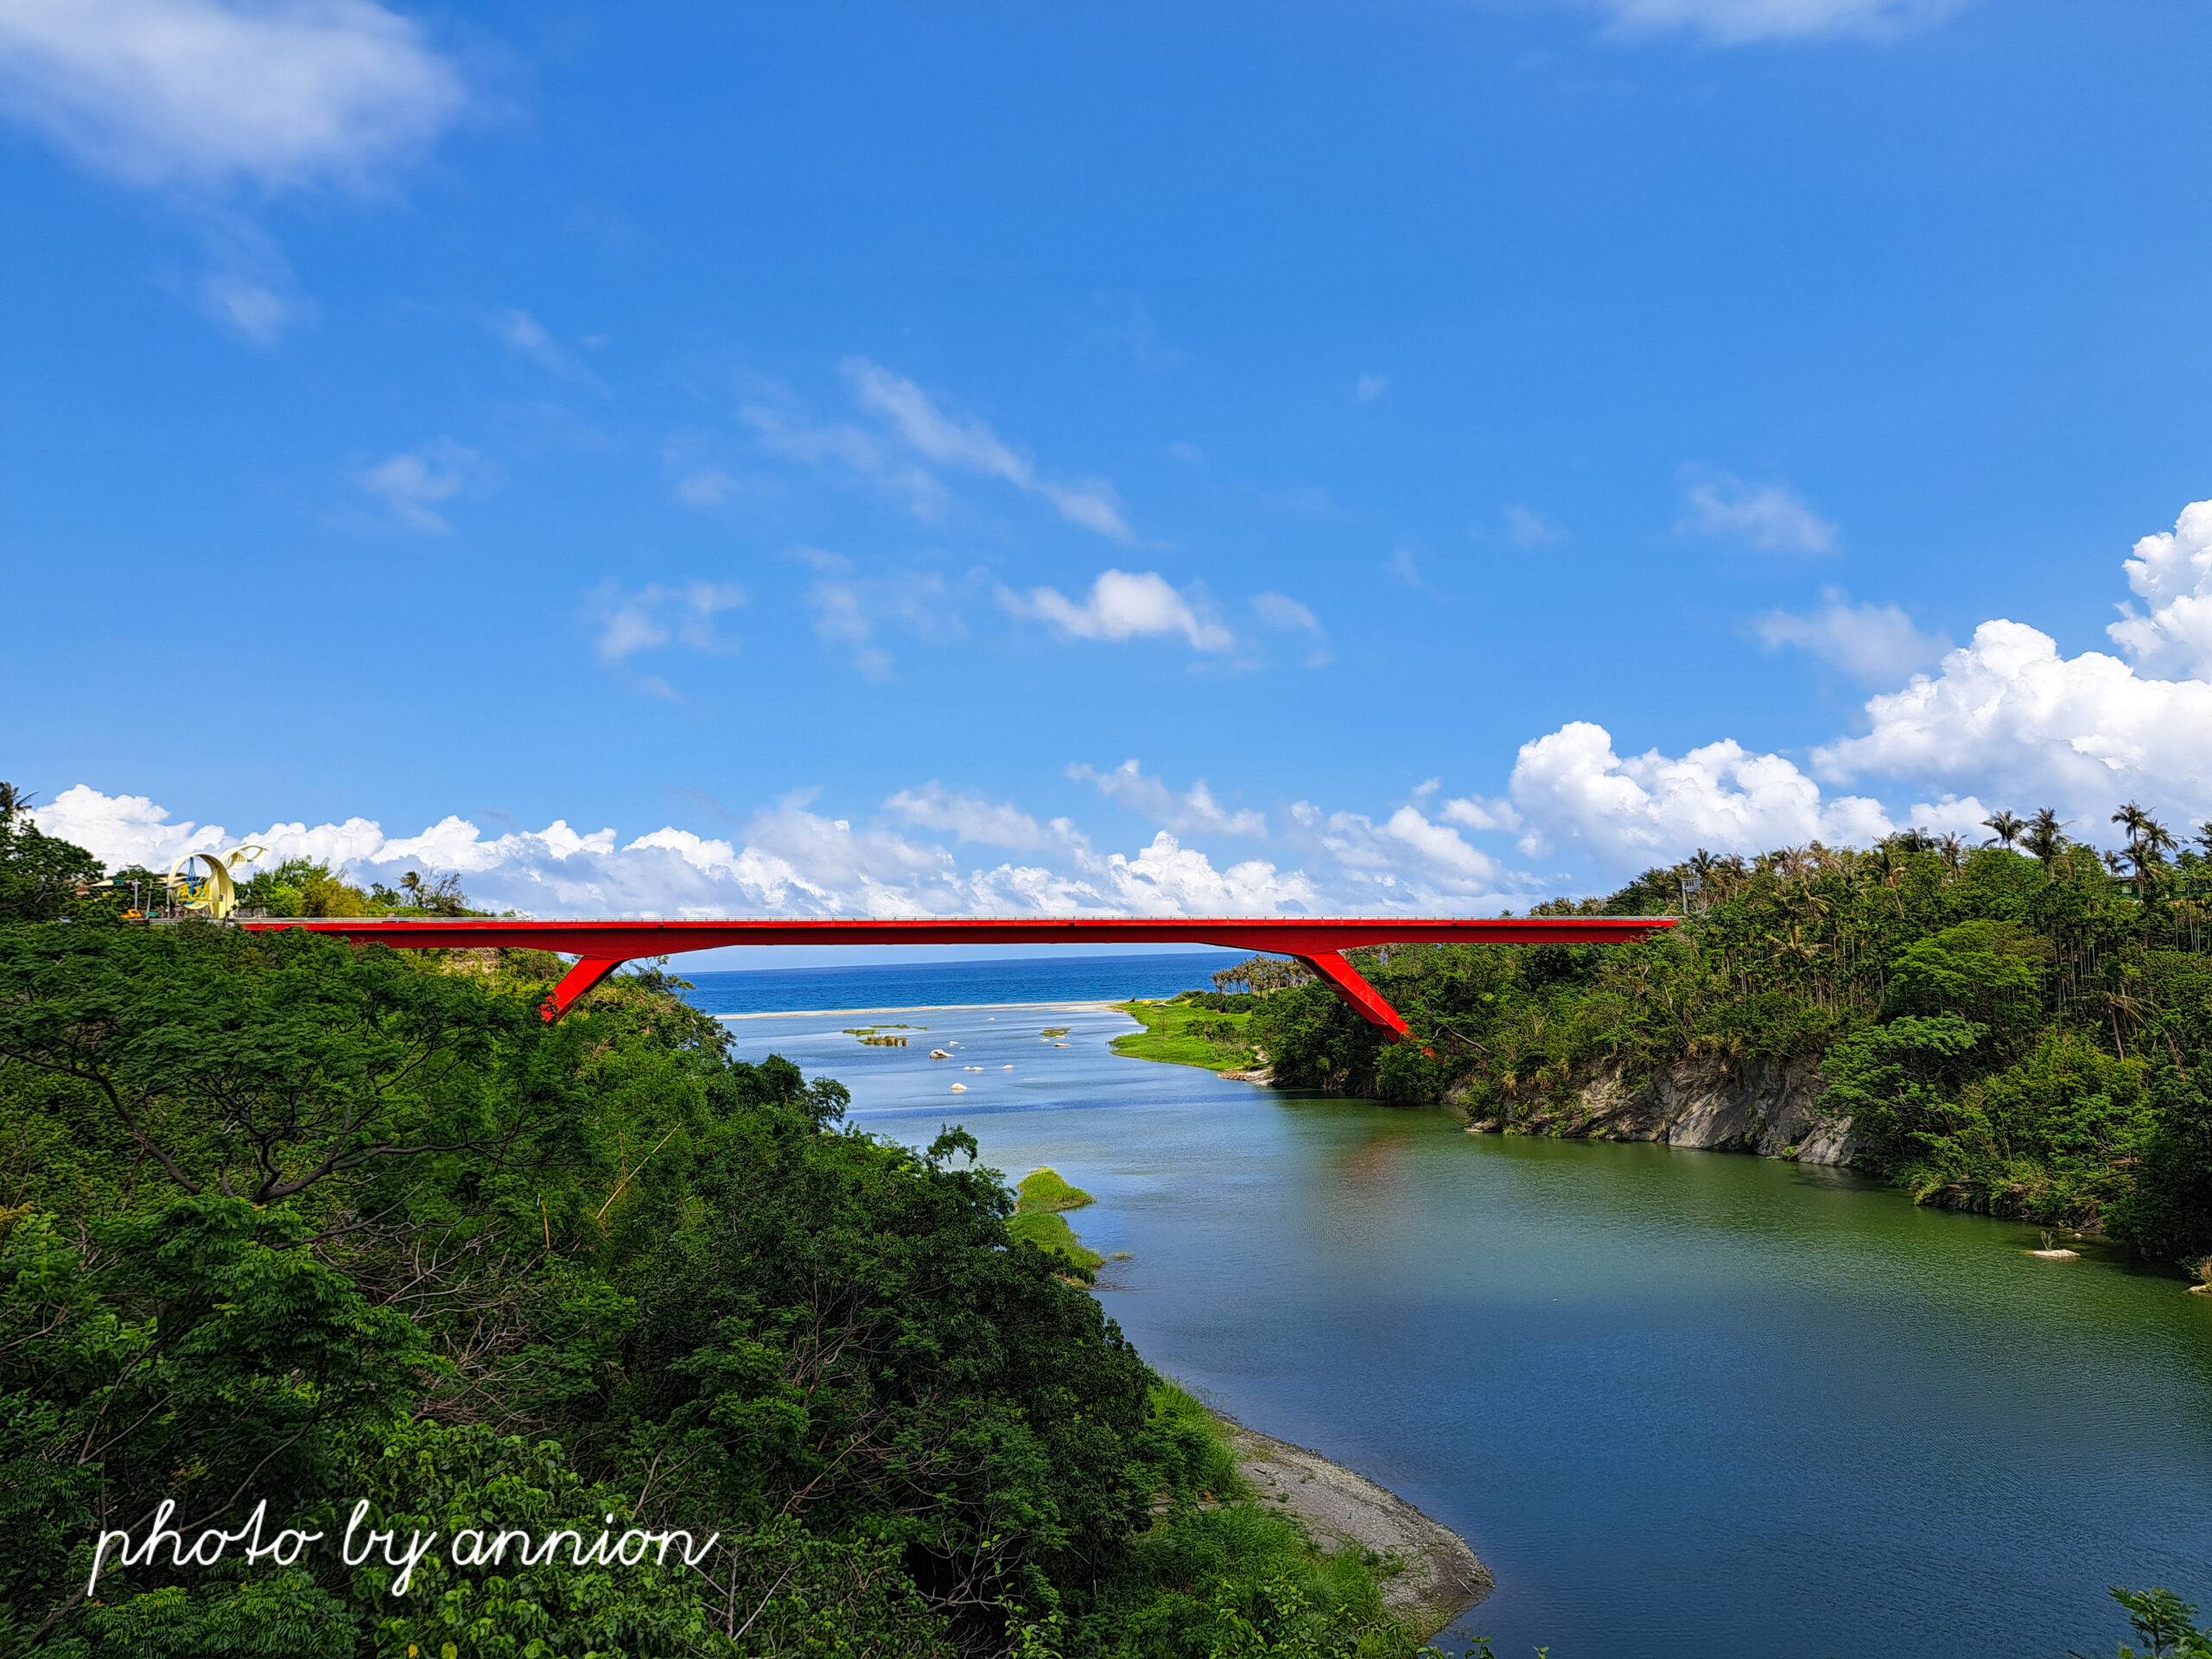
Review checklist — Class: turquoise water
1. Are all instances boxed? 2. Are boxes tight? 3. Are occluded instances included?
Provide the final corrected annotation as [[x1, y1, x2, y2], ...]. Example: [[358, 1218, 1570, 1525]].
[[683, 950, 1246, 1014], [696, 969, 2212, 1659]]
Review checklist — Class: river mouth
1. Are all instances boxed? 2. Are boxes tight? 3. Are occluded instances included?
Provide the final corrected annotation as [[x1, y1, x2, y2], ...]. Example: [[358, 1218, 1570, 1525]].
[[697, 981, 2212, 1659]]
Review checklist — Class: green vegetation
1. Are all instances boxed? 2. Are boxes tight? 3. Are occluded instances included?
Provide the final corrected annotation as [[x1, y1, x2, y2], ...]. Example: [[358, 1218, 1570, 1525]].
[[1008, 1168, 1103, 1268], [1006, 1210, 1107, 1272], [0, 802, 1441, 1658], [1112, 998, 1259, 1071], [2103, 1586, 2212, 1657], [1239, 809, 2212, 1267], [1019, 1166, 1096, 1212]]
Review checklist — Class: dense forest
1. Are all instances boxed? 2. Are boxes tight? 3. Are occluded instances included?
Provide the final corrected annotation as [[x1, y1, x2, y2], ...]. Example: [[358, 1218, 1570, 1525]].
[[0, 803, 1432, 1659], [1241, 807, 2212, 1269]]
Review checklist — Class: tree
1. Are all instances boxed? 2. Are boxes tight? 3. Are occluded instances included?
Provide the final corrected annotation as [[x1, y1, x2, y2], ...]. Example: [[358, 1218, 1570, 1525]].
[[2024, 808, 2070, 872], [0, 800, 105, 925], [0, 926, 558, 1204], [1981, 809, 2025, 849], [2113, 802, 2178, 900]]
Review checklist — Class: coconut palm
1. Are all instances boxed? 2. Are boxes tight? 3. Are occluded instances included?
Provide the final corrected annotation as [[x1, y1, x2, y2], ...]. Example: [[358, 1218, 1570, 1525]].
[[2112, 802, 2177, 899], [2023, 809, 2069, 872], [1981, 809, 2025, 850]]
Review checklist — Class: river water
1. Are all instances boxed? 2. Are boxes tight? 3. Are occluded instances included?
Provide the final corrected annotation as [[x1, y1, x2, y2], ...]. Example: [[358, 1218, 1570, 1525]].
[[687, 961, 2212, 1658]]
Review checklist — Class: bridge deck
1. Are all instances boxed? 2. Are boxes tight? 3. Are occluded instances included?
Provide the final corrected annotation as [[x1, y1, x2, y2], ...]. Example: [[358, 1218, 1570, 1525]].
[[239, 915, 1677, 1039]]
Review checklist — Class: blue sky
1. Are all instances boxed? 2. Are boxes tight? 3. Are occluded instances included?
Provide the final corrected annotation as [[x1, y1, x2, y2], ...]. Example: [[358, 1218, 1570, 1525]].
[[10, 0, 2212, 938]]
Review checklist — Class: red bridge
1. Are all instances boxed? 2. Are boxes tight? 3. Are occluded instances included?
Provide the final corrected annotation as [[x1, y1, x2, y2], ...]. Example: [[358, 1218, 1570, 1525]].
[[243, 915, 1676, 1040]]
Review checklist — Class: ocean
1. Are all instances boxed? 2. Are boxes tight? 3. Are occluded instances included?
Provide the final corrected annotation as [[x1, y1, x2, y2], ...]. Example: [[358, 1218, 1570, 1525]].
[[676, 949, 1246, 1015]]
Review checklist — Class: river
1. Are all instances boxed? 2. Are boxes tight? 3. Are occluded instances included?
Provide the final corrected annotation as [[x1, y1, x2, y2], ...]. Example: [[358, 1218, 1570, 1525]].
[[685, 958, 2212, 1658]]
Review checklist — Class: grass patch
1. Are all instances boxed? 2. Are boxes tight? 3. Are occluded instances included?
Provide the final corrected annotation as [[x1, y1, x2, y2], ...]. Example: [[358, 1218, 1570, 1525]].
[[1123, 1383, 1429, 1654], [1009, 1166, 1103, 1267], [1006, 1208, 1105, 1270], [1111, 997, 1259, 1071], [1017, 1166, 1095, 1213]]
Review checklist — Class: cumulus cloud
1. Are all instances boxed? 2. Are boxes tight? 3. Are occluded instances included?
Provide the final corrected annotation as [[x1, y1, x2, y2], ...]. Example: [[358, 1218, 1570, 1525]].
[[1509, 721, 1899, 863], [2109, 498, 2212, 680], [0, 0, 468, 193], [353, 439, 486, 532], [1068, 760, 1268, 839], [1584, 0, 1962, 43], [29, 784, 1349, 920], [1754, 588, 1948, 682], [1279, 800, 1513, 909], [1002, 569, 1234, 653], [587, 579, 746, 665], [1679, 470, 1838, 555]]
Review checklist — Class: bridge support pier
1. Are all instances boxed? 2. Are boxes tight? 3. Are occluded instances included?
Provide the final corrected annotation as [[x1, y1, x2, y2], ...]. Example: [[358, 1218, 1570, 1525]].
[[1290, 950, 1413, 1043], [545, 957, 627, 1020]]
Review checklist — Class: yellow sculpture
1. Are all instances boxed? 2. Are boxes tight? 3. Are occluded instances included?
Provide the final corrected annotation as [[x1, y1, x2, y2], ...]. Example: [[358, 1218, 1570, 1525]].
[[165, 845, 268, 920]]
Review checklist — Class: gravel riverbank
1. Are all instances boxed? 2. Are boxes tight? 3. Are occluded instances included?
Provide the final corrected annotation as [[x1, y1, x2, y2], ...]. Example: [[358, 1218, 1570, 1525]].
[[1217, 1415, 1492, 1638]]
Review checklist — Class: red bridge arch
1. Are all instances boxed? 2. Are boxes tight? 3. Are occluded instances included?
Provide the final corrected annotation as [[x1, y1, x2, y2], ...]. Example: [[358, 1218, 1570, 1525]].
[[242, 915, 1677, 1041]]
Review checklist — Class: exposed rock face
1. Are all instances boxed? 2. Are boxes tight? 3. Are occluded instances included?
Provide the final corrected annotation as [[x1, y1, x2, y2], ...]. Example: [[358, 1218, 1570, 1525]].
[[1460, 1056, 1856, 1166]]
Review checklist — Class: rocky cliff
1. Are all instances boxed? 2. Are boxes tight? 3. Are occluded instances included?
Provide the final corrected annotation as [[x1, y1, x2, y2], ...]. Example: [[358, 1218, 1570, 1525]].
[[1459, 1055, 1856, 1166]]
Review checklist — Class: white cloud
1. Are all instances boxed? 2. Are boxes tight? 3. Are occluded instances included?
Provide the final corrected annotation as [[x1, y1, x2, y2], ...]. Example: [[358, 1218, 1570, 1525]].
[[802, 558, 962, 681], [842, 358, 1132, 538], [1281, 800, 1512, 906], [30, 785, 1344, 921], [1754, 588, 1948, 682], [1679, 470, 1838, 555], [1251, 591, 1330, 666], [1251, 592, 1321, 635], [1068, 760, 1268, 839], [1584, 0, 1961, 43], [1438, 794, 1522, 833], [587, 579, 747, 665], [0, 0, 467, 193], [882, 783, 1051, 850], [200, 270, 300, 343], [1508, 721, 1897, 862], [741, 397, 950, 521], [488, 309, 602, 387], [2109, 497, 2212, 680], [1503, 505, 1567, 548], [1354, 373, 1389, 404], [1003, 569, 1234, 653], [354, 440, 483, 532], [1384, 549, 1427, 589], [1814, 621, 2212, 816]]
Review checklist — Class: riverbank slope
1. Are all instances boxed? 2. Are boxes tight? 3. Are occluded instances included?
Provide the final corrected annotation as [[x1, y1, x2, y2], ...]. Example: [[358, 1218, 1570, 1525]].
[[1216, 1413, 1491, 1637]]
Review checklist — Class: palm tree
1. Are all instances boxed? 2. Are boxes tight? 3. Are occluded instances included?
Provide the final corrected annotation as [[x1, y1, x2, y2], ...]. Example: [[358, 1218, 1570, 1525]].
[[2023, 809, 2069, 872], [1936, 833, 1967, 874], [1981, 809, 2025, 850], [2112, 802, 2177, 899], [0, 782, 33, 826]]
